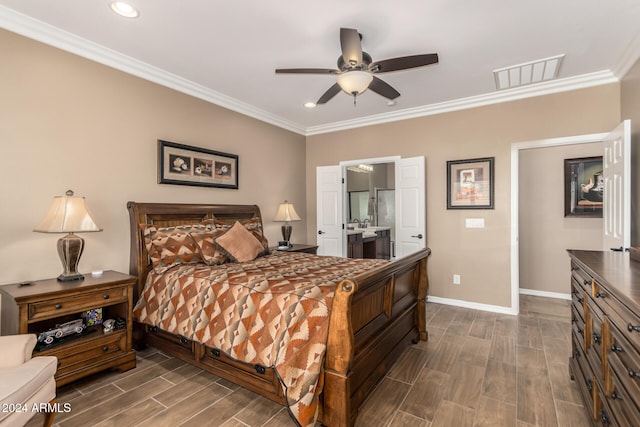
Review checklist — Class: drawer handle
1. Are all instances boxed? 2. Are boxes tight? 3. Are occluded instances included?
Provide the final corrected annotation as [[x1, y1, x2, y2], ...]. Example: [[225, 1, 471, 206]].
[[179, 336, 189, 345], [55, 303, 62, 309], [595, 291, 606, 298], [610, 392, 623, 400], [592, 333, 601, 344], [611, 345, 623, 353], [210, 348, 221, 357], [57, 361, 61, 368], [577, 327, 583, 335], [600, 410, 609, 425], [574, 349, 581, 358], [103, 294, 110, 300], [583, 279, 590, 286], [628, 323, 640, 333], [577, 297, 584, 304], [586, 379, 593, 392], [102, 346, 109, 352], [628, 369, 640, 378]]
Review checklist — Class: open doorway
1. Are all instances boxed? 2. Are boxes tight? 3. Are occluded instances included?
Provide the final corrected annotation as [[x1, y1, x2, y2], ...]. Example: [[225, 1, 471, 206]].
[[511, 133, 608, 314]]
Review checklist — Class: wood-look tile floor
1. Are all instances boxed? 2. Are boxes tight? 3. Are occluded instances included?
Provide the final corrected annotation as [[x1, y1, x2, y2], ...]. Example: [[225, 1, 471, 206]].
[[26, 295, 590, 427]]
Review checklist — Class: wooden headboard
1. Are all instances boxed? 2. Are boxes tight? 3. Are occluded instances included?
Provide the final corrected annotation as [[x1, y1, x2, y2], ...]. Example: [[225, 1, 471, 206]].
[[127, 201, 263, 299]]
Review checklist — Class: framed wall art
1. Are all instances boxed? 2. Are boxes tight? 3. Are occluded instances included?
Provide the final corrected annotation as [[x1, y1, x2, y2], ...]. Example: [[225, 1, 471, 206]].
[[564, 156, 603, 217], [447, 157, 494, 209], [158, 140, 238, 189]]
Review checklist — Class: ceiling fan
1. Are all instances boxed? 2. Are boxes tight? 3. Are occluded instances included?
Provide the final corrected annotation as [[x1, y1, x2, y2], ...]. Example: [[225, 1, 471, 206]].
[[276, 28, 439, 105]]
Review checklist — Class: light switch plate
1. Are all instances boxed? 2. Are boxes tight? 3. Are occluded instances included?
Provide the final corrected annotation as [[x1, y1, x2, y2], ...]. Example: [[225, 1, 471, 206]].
[[465, 218, 485, 228]]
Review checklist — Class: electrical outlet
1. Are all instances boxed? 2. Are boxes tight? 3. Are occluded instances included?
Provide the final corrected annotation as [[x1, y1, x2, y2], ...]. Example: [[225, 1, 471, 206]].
[[453, 274, 461, 285]]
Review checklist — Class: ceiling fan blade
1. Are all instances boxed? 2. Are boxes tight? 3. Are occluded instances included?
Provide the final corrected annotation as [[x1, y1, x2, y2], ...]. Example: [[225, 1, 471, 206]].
[[340, 28, 363, 67], [317, 83, 342, 104], [370, 53, 439, 73], [275, 68, 339, 74], [368, 76, 400, 100]]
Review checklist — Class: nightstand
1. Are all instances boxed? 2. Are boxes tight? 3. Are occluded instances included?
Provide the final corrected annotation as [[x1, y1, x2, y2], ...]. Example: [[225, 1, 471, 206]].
[[0, 271, 137, 387], [272, 243, 319, 255]]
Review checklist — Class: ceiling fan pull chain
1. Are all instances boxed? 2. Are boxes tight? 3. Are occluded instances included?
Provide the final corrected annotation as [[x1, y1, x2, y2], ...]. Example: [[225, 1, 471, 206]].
[[352, 92, 357, 106]]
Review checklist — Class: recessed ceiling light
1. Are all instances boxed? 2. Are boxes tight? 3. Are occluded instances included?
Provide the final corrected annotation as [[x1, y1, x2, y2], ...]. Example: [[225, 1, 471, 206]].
[[304, 102, 316, 109], [110, 1, 139, 18]]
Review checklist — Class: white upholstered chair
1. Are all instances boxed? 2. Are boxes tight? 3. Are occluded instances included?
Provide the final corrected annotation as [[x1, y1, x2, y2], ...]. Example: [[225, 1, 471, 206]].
[[0, 334, 58, 427]]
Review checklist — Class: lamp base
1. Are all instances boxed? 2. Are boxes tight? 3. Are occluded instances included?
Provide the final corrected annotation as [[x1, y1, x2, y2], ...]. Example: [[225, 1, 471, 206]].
[[56, 233, 85, 282], [281, 224, 292, 244]]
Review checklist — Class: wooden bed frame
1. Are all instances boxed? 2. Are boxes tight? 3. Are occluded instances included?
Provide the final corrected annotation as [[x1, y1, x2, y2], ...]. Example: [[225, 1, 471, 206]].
[[127, 201, 430, 426]]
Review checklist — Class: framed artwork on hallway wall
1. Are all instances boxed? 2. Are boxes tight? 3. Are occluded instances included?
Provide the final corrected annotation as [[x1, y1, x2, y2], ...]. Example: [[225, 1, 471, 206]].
[[447, 157, 494, 209], [564, 156, 603, 217], [158, 140, 239, 189]]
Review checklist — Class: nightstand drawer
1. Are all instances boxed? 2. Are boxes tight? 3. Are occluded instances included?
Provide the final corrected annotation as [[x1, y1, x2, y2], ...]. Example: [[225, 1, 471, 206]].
[[53, 331, 126, 376], [28, 286, 128, 321]]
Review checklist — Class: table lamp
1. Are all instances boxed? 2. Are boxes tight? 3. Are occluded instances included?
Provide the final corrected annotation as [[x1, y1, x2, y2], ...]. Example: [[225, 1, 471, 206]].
[[274, 200, 300, 247], [34, 190, 102, 281]]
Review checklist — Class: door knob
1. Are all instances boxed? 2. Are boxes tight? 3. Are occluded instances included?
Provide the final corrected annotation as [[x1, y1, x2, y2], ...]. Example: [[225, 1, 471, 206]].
[[411, 234, 423, 239], [318, 230, 326, 235]]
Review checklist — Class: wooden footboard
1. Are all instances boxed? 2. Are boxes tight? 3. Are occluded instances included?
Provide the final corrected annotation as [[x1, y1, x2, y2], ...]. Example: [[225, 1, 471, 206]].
[[321, 248, 430, 426], [127, 202, 429, 427]]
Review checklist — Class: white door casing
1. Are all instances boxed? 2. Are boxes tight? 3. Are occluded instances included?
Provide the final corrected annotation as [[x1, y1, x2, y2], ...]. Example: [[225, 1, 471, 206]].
[[316, 165, 342, 256], [395, 156, 426, 258], [603, 120, 631, 251]]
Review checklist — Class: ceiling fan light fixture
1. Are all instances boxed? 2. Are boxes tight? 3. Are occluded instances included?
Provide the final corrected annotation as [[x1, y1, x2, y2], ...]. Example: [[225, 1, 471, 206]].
[[337, 71, 373, 96]]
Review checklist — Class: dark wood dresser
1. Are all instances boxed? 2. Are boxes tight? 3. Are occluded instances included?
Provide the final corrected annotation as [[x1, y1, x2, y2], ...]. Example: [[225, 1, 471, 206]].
[[568, 250, 640, 426]]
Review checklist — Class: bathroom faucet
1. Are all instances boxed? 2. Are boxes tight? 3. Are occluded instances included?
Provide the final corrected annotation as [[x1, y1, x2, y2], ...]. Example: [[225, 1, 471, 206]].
[[362, 219, 370, 228]]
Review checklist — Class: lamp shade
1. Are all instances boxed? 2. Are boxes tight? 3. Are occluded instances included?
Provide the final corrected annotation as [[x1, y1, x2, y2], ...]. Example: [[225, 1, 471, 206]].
[[34, 190, 102, 233], [274, 201, 301, 223], [337, 70, 373, 95]]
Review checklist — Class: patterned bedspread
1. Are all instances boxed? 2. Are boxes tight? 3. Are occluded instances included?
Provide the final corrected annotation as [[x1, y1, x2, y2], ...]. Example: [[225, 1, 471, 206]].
[[133, 251, 389, 426]]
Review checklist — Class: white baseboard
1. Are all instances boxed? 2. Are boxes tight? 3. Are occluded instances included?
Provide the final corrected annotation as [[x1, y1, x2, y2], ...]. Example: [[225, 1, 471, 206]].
[[427, 296, 517, 316], [519, 288, 571, 301]]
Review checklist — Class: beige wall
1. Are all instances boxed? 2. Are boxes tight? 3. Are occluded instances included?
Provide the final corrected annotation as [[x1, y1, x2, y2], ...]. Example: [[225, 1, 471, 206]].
[[306, 86, 621, 308], [0, 30, 306, 284], [621, 57, 640, 246], [519, 143, 603, 295]]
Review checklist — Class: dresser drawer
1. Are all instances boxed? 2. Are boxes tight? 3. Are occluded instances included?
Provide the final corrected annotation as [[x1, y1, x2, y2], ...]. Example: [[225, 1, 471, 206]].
[[599, 294, 640, 356], [572, 263, 594, 294], [571, 279, 586, 320], [572, 305, 586, 351], [606, 366, 640, 427], [28, 286, 128, 321], [50, 331, 126, 377], [596, 381, 620, 427], [608, 324, 640, 407]]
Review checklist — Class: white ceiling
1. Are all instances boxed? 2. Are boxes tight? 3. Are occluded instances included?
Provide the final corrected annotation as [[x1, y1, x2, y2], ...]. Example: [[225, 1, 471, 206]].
[[2, 0, 640, 135]]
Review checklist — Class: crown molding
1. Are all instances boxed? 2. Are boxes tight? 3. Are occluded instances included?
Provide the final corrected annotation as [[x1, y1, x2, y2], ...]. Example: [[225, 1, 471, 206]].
[[1, 5, 630, 137], [0, 5, 306, 135], [305, 70, 619, 135], [611, 29, 640, 79]]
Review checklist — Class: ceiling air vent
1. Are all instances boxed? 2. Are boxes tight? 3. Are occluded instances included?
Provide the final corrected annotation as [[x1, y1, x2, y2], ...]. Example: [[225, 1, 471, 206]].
[[493, 54, 564, 90]]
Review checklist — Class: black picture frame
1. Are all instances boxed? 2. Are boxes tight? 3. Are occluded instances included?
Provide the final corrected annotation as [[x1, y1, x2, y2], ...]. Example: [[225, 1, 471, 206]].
[[564, 156, 603, 217], [158, 140, 238, 189], [447, 157, 495, 209]]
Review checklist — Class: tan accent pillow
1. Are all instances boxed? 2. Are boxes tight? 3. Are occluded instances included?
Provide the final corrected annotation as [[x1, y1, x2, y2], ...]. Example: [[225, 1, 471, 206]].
[[190, 229, 228, 265], [215, 221, 266, 263], [141, 223, 208, 273], [211, 216, 269, 255]]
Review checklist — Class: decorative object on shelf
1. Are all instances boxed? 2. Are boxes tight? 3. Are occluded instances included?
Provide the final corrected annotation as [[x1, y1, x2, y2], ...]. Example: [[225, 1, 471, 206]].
[[158, 139, 239, 189], [82, 308, 103, 326], [34, 190, 102, 281], [447, 157, 495, 209], [564, 156, 603, 217], [274, 200, 301, 247]]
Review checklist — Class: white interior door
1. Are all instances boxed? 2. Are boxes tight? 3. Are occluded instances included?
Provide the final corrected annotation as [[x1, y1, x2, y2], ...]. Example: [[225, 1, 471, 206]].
[[395, 156, 426, 258], [316, 165, 343, 256], [603, 120, 631, 251]]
